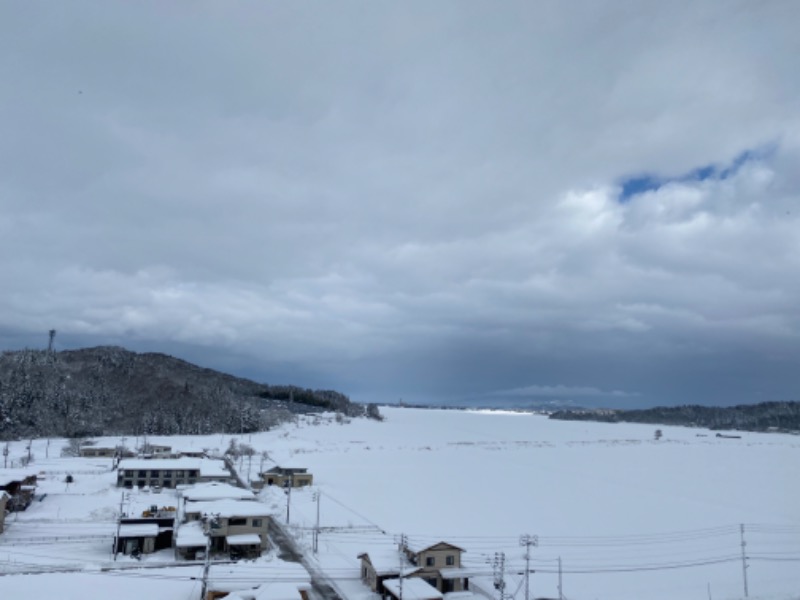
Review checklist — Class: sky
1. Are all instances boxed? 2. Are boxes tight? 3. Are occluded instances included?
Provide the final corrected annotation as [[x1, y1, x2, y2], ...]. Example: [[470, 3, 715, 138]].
[[1, 1, 799, 408]]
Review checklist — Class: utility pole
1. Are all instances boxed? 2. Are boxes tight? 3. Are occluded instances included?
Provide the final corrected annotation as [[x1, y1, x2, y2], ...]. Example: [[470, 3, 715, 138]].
[[200, 517, 214, 600], [48, 329, 56, 352], [3, 443, 9, 468], [398, 534, 408, 600], [492, 552, 507, 600], [285, 473, 294, 524], [312, 490, 321, 553], [519, 534, 538, 600], [558, 557, 563, 600], [113, 491, 127, 560], [740, 524, 749, 597]]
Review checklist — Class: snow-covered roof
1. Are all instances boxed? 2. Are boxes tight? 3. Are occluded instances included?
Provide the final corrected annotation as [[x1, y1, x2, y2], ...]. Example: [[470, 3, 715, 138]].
[[208, 561, 310, 596], [175, 521, 207, 548], [181, 482, 255, 502], [118, 523, 159, 538], [439, 568, 487, 579], [359, 549, 419, 576], [0, 469, 37, 488], [184, 499, 271, 518], [226, 533, 261, 545], [117, 457, 229, 477], [383, 578, 443, 600], [443, 592, 482, 600], [405, 540, 465, 554]]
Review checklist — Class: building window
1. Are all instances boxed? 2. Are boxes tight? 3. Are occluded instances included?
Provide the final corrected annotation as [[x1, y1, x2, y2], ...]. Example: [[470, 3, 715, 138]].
[[426, 556, 435, 567], [252, 519, 263, 527], [446, 555, 455, 566], [229, 518, 247, 526], [138, 470, 147, 477], [150, 470, 160, 477]]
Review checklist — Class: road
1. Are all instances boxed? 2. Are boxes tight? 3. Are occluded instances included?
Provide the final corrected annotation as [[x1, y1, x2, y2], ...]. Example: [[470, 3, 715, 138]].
[[268, 518, 345, 600]]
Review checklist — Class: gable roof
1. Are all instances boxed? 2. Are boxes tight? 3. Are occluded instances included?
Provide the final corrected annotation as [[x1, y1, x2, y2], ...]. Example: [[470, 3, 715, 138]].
[[384, 577, 443, 600], [358, 550, 420, 576], [405, 540, 466, 554], [183, 499, 271, 518], [180, 481, 255, 502]]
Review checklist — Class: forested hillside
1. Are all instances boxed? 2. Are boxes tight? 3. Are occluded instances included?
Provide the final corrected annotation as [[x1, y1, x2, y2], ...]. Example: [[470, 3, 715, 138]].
[[549, 401, 800, 432], [0, 346, 365, 439]]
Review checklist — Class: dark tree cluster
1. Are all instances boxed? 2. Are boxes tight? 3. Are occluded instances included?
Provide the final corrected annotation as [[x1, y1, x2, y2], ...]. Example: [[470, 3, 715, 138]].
[[0, 346, 366, 440], [549, 401, 800, 433]]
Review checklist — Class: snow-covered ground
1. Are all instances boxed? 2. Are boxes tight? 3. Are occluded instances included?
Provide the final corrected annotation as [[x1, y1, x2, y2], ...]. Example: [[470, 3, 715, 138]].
[[1, 407, 798, 600]]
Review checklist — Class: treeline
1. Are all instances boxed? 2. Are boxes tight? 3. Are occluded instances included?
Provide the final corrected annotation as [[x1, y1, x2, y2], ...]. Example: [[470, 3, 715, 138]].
[[549, 401, 800, 432], [0, 346, 371, 440], [256, 386, 356, 413]]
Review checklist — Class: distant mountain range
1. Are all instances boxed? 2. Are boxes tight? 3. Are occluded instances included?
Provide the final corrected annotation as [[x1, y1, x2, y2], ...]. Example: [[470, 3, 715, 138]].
[[549, 401, 800, 433], [0, 346, 365, 440]]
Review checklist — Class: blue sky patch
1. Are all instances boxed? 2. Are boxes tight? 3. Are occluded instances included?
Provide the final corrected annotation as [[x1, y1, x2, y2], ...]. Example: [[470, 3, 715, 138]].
[[617, 146, 775, 203]]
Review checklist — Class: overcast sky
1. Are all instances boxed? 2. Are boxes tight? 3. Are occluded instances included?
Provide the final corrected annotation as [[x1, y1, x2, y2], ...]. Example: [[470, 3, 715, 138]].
[[1, 1, 799, 407]]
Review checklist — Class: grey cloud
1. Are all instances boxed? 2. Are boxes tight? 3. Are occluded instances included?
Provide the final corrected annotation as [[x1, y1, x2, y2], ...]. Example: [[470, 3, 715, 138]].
[[1, 1, 799, 407]]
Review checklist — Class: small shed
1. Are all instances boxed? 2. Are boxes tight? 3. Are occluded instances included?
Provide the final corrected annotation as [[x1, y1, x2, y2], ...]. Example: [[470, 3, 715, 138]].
[[117, 523, 159, 555], [383, 578, 443, 600], [226, 533, 262, 559], [175, 520, 208, 560]]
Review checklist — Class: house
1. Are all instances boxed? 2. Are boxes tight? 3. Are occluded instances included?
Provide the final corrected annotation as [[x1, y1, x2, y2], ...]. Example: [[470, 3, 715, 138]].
[[138, 443, 173, 458], [116, 457, 232, 488], [115, 505, 176, 556], [205, 560, 311, 600], [383, 577, 443, 600], [178, 499, 271, 559], [79, 445, 118, 458], [0, 491, 9, 534], [403, 541, 467, 593], [358, 548, 421, 595], [260, 466, 313, 488], [0, 470, 38, 512]]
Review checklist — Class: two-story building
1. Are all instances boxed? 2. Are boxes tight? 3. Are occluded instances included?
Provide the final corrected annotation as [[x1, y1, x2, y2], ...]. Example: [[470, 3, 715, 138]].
[[116, 457, 232, 489], [179, 499, 271, 559], [113, 502, 177, 557], [402, 541, 467, 593], [260, 466, 313, 488], [358, 548, 420, 595]]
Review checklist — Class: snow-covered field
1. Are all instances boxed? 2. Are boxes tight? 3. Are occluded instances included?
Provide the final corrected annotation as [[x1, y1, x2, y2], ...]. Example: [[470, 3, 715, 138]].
[[1, 407, 798, 600]]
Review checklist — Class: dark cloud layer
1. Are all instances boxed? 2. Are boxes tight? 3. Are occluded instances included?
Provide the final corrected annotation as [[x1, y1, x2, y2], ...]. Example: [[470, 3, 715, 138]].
[[1, 2, 799, 407]]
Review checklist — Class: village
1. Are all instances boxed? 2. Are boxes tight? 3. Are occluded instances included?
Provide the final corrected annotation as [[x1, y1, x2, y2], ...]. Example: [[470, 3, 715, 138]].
[[1, 423, 498, 600]]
